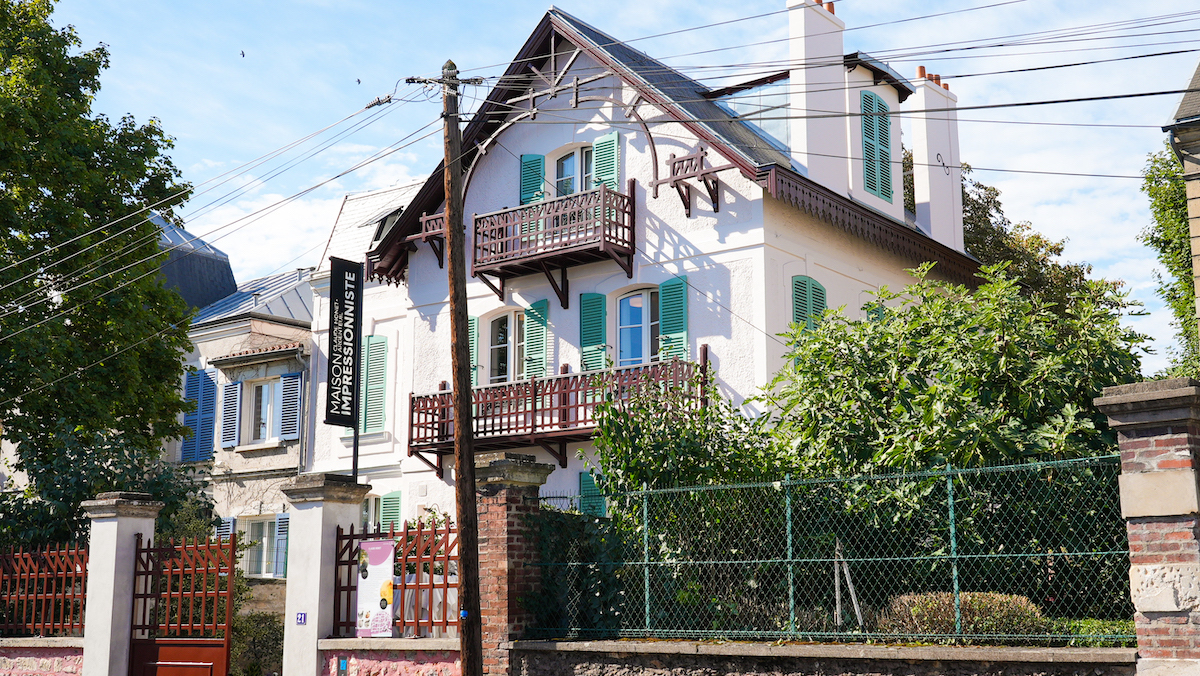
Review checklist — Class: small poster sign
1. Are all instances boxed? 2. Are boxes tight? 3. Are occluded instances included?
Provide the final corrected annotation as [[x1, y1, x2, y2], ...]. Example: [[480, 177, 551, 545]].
[[356, 539, 396, 637]]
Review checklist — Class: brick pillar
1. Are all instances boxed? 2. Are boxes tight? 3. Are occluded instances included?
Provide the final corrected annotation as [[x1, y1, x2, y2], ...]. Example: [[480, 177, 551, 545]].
[[474, 452, 554, 676], [1096, 378, 1200, 676]]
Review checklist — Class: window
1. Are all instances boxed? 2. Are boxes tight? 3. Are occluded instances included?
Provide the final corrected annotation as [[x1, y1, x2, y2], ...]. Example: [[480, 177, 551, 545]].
[[554, 147, 594, 196], [221, 372, 302, 448], [247, 379, 278, 443], [182, 369, 217, 462], [487, 312, 526, 384], [618, 290, 659, 367], [243, 514, 289, 578], [713, 79, 790, 151], [861, 91, 893, 202]]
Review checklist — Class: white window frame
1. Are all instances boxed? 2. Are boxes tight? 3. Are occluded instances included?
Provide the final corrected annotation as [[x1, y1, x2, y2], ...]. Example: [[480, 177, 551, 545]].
[[486, 311, 526, 385], [243, 517, 277, 578], [553, 146, 594, 197], [617, 290, 660, 368], [362, 495, 381, 529], [243, 377, 281, 444]]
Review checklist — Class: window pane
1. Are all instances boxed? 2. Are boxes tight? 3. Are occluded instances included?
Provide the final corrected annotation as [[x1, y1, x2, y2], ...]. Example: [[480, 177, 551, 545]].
[[556, 153, 576, 196], [516, 314, 525, 380], [490, 316, 510, 383], [582, 148, 594, 189], [650, 291, 660, 361], [252, 384, 268, 441], [619, 294, 642, 327], [619, 327, 642, 366], [264, 521, 275, 574], [248, 521, 264, 574]]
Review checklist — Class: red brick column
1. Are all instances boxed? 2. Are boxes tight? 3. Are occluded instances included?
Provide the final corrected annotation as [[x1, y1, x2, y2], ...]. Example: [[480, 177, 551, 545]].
[[474, 452, 554, 676], [1096, 379, 1200, 676]]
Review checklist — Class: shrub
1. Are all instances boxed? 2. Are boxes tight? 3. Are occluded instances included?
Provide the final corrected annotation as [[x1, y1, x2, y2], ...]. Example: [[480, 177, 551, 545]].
[[231, 612, 284, 676], [879, 592, 1049, 639]]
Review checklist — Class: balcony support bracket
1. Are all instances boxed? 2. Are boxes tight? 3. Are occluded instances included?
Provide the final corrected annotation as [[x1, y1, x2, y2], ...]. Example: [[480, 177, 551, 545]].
[[534, 439, 569, 468], [407, 448, 445, 479], [540, 262, 570, 310], [475, 272, 505, 301]]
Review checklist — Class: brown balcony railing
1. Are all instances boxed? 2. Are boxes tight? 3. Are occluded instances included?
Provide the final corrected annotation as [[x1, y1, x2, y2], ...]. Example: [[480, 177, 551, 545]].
[[409, 359, 695, 449], [472, 183, 634, 275]]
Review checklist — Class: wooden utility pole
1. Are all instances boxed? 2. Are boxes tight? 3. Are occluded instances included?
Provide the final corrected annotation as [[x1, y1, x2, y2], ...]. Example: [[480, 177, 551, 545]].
[[408, 60, 483, 676]]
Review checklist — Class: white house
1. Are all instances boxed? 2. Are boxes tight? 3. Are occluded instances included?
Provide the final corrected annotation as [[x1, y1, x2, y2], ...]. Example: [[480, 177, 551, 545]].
[[306, 2, 977, 526]]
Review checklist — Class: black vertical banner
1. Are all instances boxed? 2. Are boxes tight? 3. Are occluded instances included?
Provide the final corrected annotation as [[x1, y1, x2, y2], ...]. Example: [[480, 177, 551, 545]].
[[324, 257, 364, 428]]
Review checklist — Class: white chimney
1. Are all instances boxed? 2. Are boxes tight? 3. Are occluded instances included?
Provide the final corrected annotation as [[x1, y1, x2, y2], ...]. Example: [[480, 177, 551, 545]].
[[788, 0, 848, 196], [909, 67, 964, 251]]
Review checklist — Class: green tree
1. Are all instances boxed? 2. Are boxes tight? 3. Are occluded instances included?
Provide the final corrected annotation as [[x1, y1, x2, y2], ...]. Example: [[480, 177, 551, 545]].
[[769, 265, 1145, 475], [1139, 143, 1196, 374], [0, 0, 202, 544]]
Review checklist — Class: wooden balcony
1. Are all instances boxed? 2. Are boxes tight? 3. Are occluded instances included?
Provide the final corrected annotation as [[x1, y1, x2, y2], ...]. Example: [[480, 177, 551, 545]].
[[471, 180, 636, 308], [408, 358, 698, 474]]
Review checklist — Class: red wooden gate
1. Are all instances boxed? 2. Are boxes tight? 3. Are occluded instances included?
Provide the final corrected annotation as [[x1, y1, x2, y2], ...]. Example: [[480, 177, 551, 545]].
[[129, 533, 237, 676]]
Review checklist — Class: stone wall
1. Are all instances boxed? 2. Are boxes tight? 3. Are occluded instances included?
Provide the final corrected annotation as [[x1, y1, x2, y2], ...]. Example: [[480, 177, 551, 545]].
[[509, 641, 1136, 676], [0, 640, 85, 676]]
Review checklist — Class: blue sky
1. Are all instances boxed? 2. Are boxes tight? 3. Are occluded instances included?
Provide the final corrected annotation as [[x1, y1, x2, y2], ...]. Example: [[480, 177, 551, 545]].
[[52, 0, 1200, 374]]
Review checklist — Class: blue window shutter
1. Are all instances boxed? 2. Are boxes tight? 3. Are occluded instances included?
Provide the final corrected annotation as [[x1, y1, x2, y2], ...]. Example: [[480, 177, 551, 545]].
[[279, 373, 302, 441], [591, 132, 620, 190], [216, 517, 236, 541], [361, 336, 388, 433], [469, 316, 479, 387], [380, 491, 402, 531], [579, 293, 607, 372], [196, 370, 217, 460], [659, 277, 689, 361], [221, 382, 242, 448], [579, 472, 606, 517], [792, 275, 827, 332], [525, 299, 550, 379], [182, 372, 200, 462], [273, 514, 290, 578], [520, 155, 545, 205]]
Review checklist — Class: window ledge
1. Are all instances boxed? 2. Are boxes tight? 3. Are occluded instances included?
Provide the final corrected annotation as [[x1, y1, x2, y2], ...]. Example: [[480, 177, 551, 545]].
[[234, 440, 284, 452], [341, 431, 389, 443]]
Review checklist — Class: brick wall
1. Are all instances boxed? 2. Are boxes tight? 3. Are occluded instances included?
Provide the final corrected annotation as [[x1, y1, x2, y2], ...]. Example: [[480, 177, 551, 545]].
[[478, 482, 541, 676], [0, 646, 84, 676], [320, 649, 459, 676], [1119, 425, 1200, 474]]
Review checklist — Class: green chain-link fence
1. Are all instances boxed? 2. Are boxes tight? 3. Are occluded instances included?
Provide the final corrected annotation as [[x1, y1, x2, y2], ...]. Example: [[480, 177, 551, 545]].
[[532, 456, 1133, 645]]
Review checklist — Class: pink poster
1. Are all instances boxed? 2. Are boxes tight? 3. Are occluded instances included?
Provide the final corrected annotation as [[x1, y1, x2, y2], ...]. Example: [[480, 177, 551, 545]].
[[356, 539, 396, 637]]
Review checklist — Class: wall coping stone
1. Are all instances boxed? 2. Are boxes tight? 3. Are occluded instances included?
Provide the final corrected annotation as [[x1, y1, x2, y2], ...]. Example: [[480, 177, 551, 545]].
[[475, 452, 554, 489], [282, 473, 371, 504], [80, 492, 164, 519], [1094, 378, 1200, 430], [506, 640, 1137, 664], [0, 637, 85, 649], [317, 638, 460, 652]]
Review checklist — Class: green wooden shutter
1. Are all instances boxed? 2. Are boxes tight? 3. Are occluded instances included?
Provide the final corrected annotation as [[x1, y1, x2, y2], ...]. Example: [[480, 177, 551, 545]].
[[866, 302, 884, 322], [360, 335, 387, 433], [792, 275, 827, 332], [591, 132, 620, 190], [659, 277, 689, 360], [520, 154, 545, 205], [525, 299, 549, 379], [579, 293, 607, 371], [861, 92, 892, 202], [579, 472, 606, 517], [380, 491, 402, 531], [469, 316, 479, 387]]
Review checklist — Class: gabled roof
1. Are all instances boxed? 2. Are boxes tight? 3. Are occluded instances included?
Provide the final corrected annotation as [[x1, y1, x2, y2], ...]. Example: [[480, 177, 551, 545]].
[[367, 8, 977, 285], [192, 268, 313, 328], [1165, 59, 1200, 130]]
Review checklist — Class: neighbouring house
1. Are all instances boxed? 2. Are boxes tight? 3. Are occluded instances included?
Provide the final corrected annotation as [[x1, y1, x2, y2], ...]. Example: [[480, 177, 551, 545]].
[[307, 1, 977, 525], [177, 266, 313, 612]]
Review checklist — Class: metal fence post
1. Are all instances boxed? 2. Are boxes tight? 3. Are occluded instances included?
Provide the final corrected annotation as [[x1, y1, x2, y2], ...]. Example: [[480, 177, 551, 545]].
[[642, 485, 651, 632], [946, 463, 961, 636], [785, 474, 795, 635]]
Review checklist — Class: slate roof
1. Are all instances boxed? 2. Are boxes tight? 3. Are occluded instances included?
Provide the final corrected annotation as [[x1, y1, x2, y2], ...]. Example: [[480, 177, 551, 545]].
[[192, 268, 313, 327], [154, 213, 230, 260], [1168, 59, 1200, 128], [321, 181, 423, 269]]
